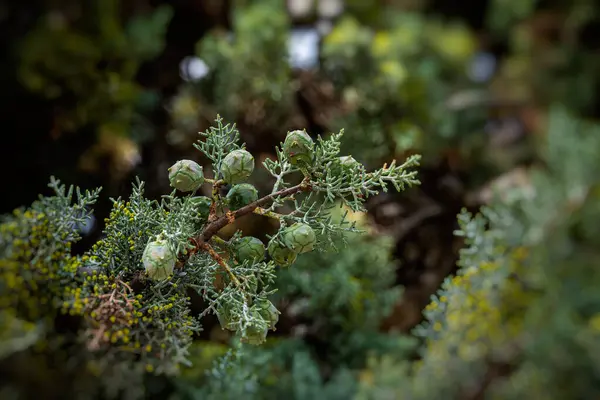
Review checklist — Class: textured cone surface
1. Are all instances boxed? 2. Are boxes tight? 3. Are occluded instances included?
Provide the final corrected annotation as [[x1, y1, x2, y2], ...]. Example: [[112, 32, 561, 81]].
[[168, 159, 205, 192], [339, 155, 359, 170], [221, 149, 255, 184], [142, 239, 176, 280], [283, 223, 316, 254], [216, 303, 236, 331], [331, 155, 360, 177], [255, 298, 280, 330], [190, 196, 212, 220], [241, 309, 269, 345], [339, 155, 357, 166], [235, 236, 265, 264], [226, 183, 259, 211], [283, 130, 314, 166], [268, 239, 298, 267]]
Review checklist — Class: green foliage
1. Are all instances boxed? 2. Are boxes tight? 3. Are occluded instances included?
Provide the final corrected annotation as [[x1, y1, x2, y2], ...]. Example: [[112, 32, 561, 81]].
[[486, 0, 537, 35], [172, 2, 488, 170], [10, 1, 600, 397], [183, 0, 293, 131], [0, 117, 420, 398], [125, 5, 174, 60], [263, 129, 420, 215], [174, 214, 415, 399], [17, 1, 171, 136], [0, 178, 100, 356], [193, 118, 244, 174], [489, 1, 600, 116], [182, 340, 360, 400], [357, 107, 600, 398], [321, 12, 483, 165], [273, 225, 405, 368]]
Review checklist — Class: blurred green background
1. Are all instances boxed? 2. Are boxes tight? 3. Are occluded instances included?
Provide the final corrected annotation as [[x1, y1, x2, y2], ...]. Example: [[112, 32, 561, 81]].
[[1, 0, 600, 398]]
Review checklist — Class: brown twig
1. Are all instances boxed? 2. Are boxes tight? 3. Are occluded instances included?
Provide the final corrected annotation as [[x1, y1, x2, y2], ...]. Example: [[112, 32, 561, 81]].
[[253, 207, 285, 220], [200, 241, 241, 287], [200, 179, 311, 244], [177, 178, 311, 279], [208, 179, 225, 222], [84, 279, 136, 351]]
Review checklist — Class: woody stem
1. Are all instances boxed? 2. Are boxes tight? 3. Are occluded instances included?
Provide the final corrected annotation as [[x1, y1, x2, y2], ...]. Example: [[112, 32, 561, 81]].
[[200, 179, 311, 244]]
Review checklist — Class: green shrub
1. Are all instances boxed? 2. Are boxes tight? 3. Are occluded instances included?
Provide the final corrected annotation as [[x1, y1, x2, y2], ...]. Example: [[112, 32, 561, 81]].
[[0, 117, 420, 398], [357, 107, 600, 399]]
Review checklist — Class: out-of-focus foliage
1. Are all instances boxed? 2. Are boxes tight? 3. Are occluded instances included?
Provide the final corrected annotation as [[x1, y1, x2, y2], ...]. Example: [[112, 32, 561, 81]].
[[357, 107, 600, 398], [161, 1, 600, 398], [172, 206, 418, 399], [5, 0, 600, 398], [489, 0, 600, 116], [169, 1, 491, 169], [17, 0, 170, 139], [321, 12, 482, 165], [178, 337, 413, 400], [486, 0, 537, 35], [167, 0, 294, 146], [271, 207, 402, 365], [197, 0, 292, 121]]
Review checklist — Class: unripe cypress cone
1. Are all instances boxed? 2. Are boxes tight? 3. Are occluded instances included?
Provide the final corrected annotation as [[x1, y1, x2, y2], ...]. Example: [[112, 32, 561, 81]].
[[267, 239, 297, 267], [226, 183, 258, 211], [190, 196, 212, 220], [168, 160, 205, 192], [142, 238, 176, 280], [254, 298, 280, 331], [221, 149, 254, 184], [240, 309, 269, 345], [216, 303, 236, 331], [329, 155, 360, 178], [234, 236, 265, 264], [283, 130, 314, 166], [283, 223, 316, 254], [339, 155, 360, 172]]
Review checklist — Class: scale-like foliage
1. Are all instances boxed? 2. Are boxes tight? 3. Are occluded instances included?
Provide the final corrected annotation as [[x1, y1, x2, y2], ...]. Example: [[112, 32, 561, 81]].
[[0, 117, 420, 398], [173, 209, 416, 399], [357, 106, 600, 399]]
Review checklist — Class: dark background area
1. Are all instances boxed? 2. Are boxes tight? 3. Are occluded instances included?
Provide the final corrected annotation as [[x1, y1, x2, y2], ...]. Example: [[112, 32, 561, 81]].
[[0, 0, 494, 214]]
